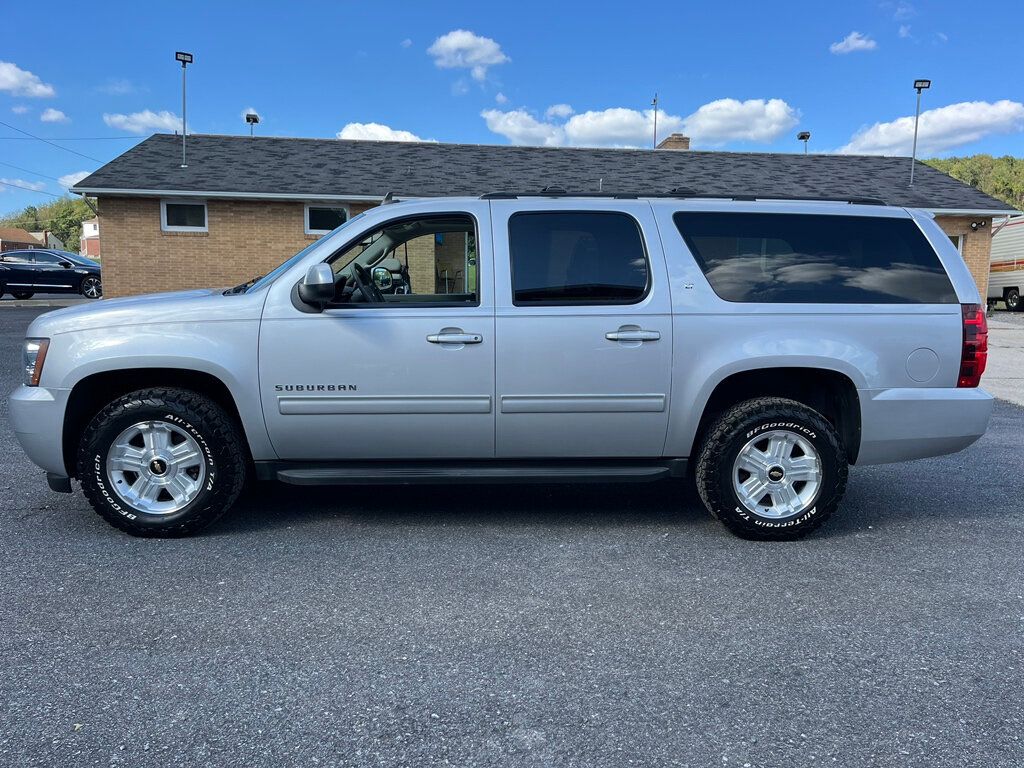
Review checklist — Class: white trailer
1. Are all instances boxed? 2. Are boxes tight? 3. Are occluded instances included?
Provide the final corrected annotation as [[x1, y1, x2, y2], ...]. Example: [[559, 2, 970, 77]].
[[989, 217, 1024, 310]]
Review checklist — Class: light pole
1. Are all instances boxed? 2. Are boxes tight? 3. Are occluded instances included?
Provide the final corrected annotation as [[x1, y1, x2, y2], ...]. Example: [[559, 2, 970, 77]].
[[797, 131, 811, 154], [910, 78, 930, 186], [245, 112, 260, 137], [651, 93, 658, 149], [175, 51, 193, 168]]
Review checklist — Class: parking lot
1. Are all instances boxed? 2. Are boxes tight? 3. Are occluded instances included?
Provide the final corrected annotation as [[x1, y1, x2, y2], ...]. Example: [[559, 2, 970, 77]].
[[1, 306, 1022, 767]]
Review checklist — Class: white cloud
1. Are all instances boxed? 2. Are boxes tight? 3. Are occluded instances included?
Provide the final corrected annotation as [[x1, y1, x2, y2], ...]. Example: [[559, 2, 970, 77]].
[[483, 97, 798, 148], [0, 177, 46, 192], [427, 29, 509, 81], [898, 24, 912, 38], [545, 103, 574, 120], [935, 31, 949, 43], [337, 122, 433, 142], [838, 100, 1024, 155], [0, 61, 55, 98], [58, 171, 90, 189], [892, 1, 915, 20], [830, 31, 878, 54], [400, 38, 413, 48], [11, 105, 29, 114], [97, 78, 137, 95], [40, 108, 68, 123], [681, 98, 799, 145], [103, 110, 182, 133], [495, 92, 508, 105], [481, 109, 565, 146]]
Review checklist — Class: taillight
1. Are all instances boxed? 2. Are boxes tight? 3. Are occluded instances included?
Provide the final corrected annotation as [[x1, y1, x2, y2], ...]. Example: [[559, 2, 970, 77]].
[[958, 303, 988, 388]]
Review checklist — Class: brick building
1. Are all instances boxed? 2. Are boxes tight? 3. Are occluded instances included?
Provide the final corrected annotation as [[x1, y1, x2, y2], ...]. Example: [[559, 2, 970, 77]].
[[72, 133, 1018, 298]]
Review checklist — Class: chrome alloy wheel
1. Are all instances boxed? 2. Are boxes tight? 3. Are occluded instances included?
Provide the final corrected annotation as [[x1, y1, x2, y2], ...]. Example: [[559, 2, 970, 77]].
[[82, 276, 102, 299], [106, 421, 206, 514], [732, 429, 822, 519]]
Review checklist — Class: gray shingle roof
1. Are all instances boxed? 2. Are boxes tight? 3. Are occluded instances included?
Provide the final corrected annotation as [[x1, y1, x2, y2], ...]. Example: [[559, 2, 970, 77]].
[[72, 133, 1015, 212]]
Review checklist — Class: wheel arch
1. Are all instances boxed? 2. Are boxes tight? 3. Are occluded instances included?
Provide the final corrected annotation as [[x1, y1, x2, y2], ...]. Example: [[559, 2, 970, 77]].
[[62, 367, 253, 477], [689, 365, 862, 464]]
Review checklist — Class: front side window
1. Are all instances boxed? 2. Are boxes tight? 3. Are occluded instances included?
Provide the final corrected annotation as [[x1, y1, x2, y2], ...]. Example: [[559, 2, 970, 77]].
[[306, 204, 349, 235], [509, 212, 649, 305], [32, 251, 64, 264], [674, 212, 957, 304], [161, 200, 207, 232], [327, 214, 478, 305]]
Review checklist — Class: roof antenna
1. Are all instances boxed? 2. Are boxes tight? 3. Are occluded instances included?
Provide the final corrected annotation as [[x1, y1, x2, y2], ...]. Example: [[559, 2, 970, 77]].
[[599, 178, 603, 192], [381, 191, 395, 205]]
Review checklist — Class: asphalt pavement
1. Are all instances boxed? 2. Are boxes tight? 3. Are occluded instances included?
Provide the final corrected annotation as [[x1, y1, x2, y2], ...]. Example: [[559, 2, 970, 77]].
[[1, 307, 1022, 767]]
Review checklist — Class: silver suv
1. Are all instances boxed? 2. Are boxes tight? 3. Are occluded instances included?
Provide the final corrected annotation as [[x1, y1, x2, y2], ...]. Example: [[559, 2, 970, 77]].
[[10, 195, 993, 539]]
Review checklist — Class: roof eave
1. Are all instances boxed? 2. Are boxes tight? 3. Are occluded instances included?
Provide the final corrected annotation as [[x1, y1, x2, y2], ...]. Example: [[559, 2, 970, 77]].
[[70, 187, 396, 203]]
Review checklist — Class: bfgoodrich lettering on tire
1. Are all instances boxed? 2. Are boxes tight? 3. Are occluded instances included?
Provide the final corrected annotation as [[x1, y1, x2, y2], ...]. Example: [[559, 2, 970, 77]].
[[695, 397, 848, 540], [77, 387, 247, 537]]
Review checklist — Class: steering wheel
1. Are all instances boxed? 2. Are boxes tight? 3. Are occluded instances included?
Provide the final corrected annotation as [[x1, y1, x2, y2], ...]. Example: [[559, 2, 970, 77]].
[[351, 263, 385, 303]]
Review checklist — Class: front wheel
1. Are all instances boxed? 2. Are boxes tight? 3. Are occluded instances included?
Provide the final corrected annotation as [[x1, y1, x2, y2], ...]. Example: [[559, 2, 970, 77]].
[[77, 388, 247, 536], [81, 275, 102, 299], [11, 290, 34, 300], [695, 397, 848, 540]]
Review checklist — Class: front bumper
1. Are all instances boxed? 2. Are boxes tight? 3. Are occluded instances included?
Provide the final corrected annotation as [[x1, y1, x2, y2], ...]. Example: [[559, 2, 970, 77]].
[[856, 386, 994, 465], [9, 385, 71, 478]]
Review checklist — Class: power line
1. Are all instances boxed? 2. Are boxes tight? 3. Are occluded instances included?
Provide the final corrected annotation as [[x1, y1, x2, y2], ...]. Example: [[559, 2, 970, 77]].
[[0, 180, 62, 196], [0, 160, 65, 183], [0, 120, 104, 163], [0, 135, 145, 141]]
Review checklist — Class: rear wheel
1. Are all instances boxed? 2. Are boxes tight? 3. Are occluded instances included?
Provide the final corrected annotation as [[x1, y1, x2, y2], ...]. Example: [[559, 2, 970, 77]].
[[695, 397, 848, 540], [81, 275, 102, 299], [11, 290, 34, 300], [77, 387, 247, 537], [1006, 288, 1021, 311]]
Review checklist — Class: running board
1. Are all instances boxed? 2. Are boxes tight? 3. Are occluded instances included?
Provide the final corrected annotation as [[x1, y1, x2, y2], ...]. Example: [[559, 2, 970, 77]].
[[260, 460, 687, 486]]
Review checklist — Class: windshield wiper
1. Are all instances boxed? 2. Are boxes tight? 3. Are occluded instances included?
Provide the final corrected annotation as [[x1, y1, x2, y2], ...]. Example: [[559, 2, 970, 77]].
[[224, 275, 263, 295]]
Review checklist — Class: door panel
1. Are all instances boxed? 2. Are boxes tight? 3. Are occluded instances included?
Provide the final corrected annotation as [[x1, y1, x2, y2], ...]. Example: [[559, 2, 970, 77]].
[[491, 201, 673, 458], [258, 203, 495, 460], [30, 252, 74, 291]]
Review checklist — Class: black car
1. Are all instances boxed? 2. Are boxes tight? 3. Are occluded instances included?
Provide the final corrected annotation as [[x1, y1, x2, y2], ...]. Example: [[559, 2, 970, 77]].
[[0, 249, 102, 300]]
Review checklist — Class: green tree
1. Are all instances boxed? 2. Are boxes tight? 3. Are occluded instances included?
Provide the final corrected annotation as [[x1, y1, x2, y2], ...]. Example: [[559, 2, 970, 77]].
[[924, 155, 1024, 211], [0, 195, 95, 250]]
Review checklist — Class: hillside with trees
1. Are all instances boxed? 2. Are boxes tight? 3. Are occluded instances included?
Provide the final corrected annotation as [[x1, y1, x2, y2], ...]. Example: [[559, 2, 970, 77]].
[[0, 196, 95, 252], [924, 155, 1023, 211]]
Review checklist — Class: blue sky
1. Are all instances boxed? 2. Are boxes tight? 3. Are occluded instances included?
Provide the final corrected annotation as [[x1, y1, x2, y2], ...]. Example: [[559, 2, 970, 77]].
[[1, 0, 1022, 215]]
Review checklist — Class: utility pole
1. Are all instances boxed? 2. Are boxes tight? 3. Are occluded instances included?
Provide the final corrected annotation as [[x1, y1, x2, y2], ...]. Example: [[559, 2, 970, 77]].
[[651, 93, 658, 149], [175, 51, 194, 168], [910, 79, 931, 186]]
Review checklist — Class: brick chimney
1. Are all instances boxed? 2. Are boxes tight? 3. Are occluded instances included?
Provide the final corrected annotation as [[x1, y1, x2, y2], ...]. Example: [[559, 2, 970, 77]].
[[656, 134, 691, 150]]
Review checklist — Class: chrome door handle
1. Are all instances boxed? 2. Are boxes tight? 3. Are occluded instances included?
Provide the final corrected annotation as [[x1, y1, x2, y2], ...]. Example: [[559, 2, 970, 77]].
[[605, 330, 660, 342], [427, 332, 483, 344]]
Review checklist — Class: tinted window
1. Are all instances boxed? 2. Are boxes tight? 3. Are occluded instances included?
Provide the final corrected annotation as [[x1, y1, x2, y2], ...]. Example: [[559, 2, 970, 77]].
[[308, 206, 348, 233], [32, 251, 63, 264], [2, 251, 33, 264], [674, 212, 956, 304], [165, 202, 206, 228], [509, 212, 648, 305]]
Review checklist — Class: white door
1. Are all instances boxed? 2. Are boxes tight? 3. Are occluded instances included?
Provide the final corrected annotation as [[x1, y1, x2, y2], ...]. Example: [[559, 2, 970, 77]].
[[258, 204, 495, 460], [491, 200, 673, 458]]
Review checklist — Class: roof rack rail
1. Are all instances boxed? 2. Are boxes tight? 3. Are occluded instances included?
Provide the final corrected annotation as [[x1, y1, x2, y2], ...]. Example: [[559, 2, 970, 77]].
[[480, 190, 888, 206]]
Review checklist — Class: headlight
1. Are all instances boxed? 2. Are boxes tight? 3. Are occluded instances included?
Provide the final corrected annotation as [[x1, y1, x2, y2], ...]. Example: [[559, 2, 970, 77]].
[[23, 338, 49, 387]]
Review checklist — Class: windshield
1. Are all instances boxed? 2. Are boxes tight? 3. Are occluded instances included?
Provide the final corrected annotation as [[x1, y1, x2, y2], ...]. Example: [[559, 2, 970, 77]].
[[244, 212, 367, 293], [55, 251, 99, 267]]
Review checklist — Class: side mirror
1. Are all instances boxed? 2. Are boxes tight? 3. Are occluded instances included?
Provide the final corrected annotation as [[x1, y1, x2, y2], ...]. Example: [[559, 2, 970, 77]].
[[297, 263, 335, 309], [371, 266, 393, 291]]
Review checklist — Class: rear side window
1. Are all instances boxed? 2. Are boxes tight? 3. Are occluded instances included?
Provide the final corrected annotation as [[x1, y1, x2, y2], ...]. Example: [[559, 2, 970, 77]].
[[509, 212, 649, 305], [674, 212, 957, 304]]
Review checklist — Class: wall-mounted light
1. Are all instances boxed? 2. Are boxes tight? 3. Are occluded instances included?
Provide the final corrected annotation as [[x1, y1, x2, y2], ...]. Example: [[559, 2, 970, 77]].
[[970, 220, 987, 231]]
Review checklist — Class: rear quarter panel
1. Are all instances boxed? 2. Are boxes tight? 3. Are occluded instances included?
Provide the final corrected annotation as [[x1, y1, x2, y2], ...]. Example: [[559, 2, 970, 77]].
[[651, 201, 964, 457]]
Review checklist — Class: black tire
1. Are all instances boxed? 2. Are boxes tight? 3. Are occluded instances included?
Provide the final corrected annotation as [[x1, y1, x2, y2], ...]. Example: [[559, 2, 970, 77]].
[[695, 397, 848, 541], [11, 290, 34, 300], [1006, 288, 1021, 311], [77, 387, 247, 537], [81, 275, 102, 299]]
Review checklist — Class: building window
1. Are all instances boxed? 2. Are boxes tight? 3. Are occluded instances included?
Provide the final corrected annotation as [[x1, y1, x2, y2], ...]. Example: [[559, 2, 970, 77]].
[[305, 204, 349, 235], [161, 200, 207, 232], [948, 234, 964, 252]]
